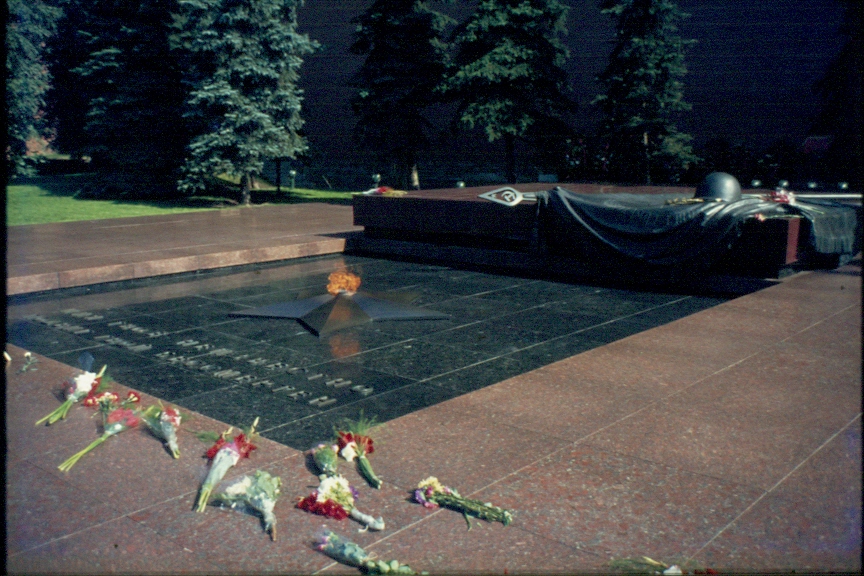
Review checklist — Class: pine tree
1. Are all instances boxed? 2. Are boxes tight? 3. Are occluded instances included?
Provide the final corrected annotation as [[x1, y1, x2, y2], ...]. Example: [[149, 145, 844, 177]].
[[593, 0, 697, 184], [350, 0, 454, 189], [6, 0, 62, 175], [173, 0, 318, 205], [440, 0, 574, 183]]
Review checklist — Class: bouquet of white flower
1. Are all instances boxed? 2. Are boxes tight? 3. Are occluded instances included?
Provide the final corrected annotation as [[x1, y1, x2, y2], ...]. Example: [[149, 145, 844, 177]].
[[214, 470, 281, 541], [316, 529, 424, 574]]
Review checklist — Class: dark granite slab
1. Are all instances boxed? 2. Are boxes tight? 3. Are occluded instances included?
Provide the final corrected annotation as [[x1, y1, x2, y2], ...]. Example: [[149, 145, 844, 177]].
[[7, 254, 743, 450]]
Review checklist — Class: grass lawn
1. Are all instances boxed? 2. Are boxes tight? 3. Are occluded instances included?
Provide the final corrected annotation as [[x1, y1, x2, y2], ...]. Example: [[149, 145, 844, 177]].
[[6, 174, 357, 226]]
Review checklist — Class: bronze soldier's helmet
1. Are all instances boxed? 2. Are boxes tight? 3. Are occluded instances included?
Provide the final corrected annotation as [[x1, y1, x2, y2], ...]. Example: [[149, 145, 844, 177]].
[[694, 172, 742, 202]]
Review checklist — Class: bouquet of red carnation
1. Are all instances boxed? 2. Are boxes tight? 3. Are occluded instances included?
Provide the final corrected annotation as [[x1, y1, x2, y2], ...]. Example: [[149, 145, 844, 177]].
[[36, 358, 107, 426], [297, 474, 384, 531], [58, 406, 140, 472], [336, 412, 382, 489], [195, 418, 259, 513], [57, 389, 140, 472], [142, 403, 182, 458]]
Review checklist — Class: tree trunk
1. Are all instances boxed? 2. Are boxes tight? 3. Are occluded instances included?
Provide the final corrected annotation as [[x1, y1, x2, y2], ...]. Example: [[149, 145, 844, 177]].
[[240, 173, 252, 206], [643, 131, 652, 185], [504, 135, 516, 184]]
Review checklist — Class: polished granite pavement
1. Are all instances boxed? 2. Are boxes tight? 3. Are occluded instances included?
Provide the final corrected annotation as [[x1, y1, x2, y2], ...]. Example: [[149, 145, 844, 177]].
[[6, 202, 360, 295], [5, 202, 862, 574], [7, 254, 735, 450]]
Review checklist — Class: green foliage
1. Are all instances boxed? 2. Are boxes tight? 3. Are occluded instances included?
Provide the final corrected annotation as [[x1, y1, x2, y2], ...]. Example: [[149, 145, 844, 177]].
[[41, 1, 190, 199], [6, 0, 62, 175], [172, 0, 318, 203], [71, 1, 188, 184], [350, 0, 454, 188], [594, 0, 698, 184], [6, 174, 352, 226], [440, 0, 575, 182], [6, 178, 217, 226]]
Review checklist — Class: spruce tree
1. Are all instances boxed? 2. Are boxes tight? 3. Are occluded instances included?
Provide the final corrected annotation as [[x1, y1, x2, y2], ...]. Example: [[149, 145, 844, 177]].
[[69, 0, 188, 195], [593, 0, 697, 184], [6, 0, 62, 175], [440, 0, 574, 183], [350, 0, 454, 189], [173, 0, 318, 205]]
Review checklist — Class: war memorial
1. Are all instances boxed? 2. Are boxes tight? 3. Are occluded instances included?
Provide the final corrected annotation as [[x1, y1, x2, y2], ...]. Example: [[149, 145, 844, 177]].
[[6, 174, 862, 574]]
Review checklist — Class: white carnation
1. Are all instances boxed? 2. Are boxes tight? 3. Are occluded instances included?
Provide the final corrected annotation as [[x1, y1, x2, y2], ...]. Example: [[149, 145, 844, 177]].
[[71, 371, 97, 395], [223, 475, 254, 497], [340, 442, 358, 462]]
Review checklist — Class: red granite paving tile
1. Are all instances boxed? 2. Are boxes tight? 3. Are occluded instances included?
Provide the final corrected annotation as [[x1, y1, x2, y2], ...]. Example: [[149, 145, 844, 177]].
[[538, 334, 753, 400], [6, 346, 116, 462], [5, 460, 121, 556], [24, 412, 301, 519], [348, 511, 600, 575], [423, 367, 657, 443], [59, 263, 137, 288], [7, 255, 353, 320], [8, 203, 360, 294], [366, 401, 573, 495], [6, 272, 59, 294], [585, 398, 844, 490], [6, 516, 225, 575], [668, 342, 861, 431], [302, 454, 437, 551], [690, 418, 862, 573], [779, 302, 862, 356], [578, 292, 861, 491], [8, 346, 302, 516], [720, 278, 860, 326], [133, 255, 202, 278], [476, 444, 764, 566], [123, 453, 419, 574]]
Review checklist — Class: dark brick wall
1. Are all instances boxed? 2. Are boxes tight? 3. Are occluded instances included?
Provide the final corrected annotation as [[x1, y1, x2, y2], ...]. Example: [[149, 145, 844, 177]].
[[295, 0, 846, 180]]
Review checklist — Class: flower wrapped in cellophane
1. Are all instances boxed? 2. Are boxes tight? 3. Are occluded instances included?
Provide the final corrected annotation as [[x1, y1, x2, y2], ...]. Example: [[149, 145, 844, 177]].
[[214, 470, 281, 541], [608, 556, 717, 575], [297, 474, 385, 531], [413, 476, 512, 528], [195, 418, 259, 513], [58, 406, 140, 472], [36, 354, 107, 425], [311, 442, 339, 477], [141, 403, 182, 458], [316, 529, 424, 574], [336, 412, 382, 489]]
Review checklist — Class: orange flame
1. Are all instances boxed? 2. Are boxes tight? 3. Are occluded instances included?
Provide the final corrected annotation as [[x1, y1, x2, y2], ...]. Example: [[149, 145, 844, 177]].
[[327, 271, 361, 296]]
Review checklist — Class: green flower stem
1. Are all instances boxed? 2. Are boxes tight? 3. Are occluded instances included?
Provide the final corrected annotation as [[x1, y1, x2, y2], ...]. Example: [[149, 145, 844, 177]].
[[195, 485, 214, 513], [430, 493, 512, 526], [357, 454, 382, 489], [36, 398, 74, 426], [58, 434, 108, 471]]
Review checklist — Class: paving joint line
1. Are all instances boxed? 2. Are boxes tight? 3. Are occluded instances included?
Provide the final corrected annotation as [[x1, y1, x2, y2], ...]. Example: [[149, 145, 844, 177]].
[[684, 412, 863, 564]]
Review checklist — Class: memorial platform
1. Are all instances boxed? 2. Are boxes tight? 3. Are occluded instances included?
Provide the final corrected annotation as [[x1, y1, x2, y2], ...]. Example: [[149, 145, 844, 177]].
[[351, 183, 824, 284], [5, 192, 861, 574]]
